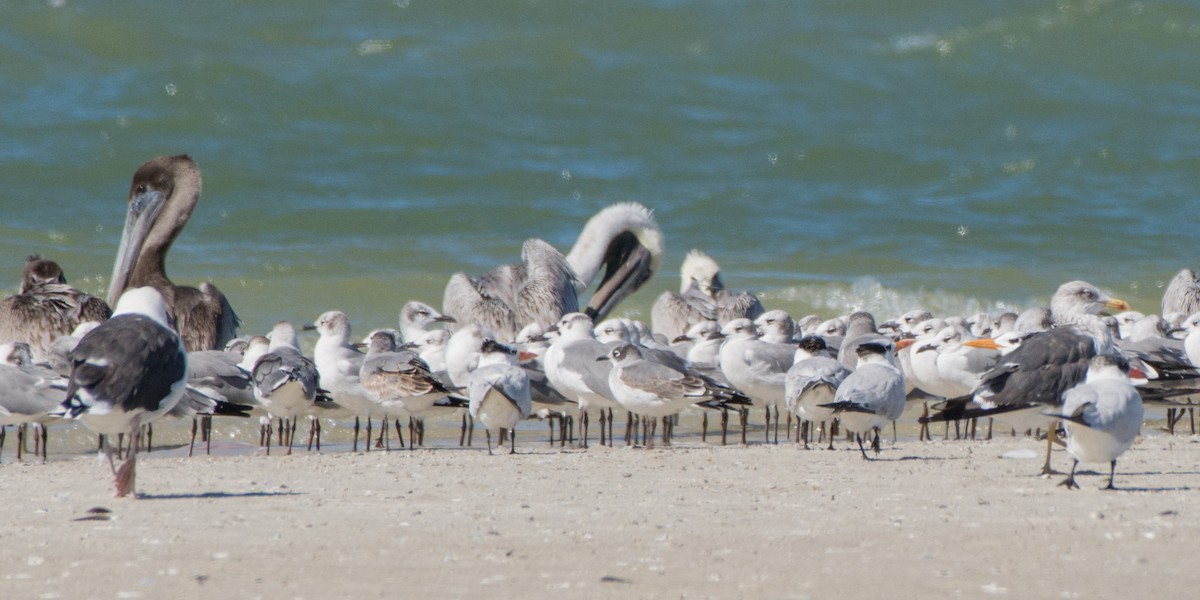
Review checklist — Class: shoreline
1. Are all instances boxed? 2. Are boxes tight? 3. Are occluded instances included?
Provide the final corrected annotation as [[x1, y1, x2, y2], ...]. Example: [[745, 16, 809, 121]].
[[2, 412, 1198, 598]]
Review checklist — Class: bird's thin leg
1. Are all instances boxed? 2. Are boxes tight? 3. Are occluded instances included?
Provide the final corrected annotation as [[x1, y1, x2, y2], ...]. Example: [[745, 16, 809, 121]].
[[701, 411, 708, 442], [286, 417, 296, 456], [1103, 460, 1118, 491], [801, 420, 810, 450], [205, 415, 213, 455], [485, 429, 494, 456], [763, 406, 771, 444], [17, 424, 26, 460], [1, 425, 8, 464], [856, 433, 870, 460], [986, 418, 994, 441], [459, 414, 467, 447], [100, 435, 117, 475], [39, 424, 48, 463], [740, 408, 748, 445], [873, 428, 882, 456], [827, 419, 837, 451], [1040, 427, 1060, 476], [188, 418, 198, 457], [510, 429, 517, 455], [1058, 458, 1080, 490], [114, 429, 138, 498], [463, 416, 470, 447], [720, 408, 729, 446], [352, 417, 361, 452], [598, 410, 607, 447]]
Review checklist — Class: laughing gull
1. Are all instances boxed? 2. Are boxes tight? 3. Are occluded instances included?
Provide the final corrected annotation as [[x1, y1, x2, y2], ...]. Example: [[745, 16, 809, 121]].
[[106, 155, 239, 351], [836, 311, 890, 372], [307, 311, 377, 451], [785, 335, 849, 449], [58, 287, 187, 497], [678, 321, 724, 370], [755, 310, 798, 345], [186, 346, 260, 455], [0, 255, 112, 363], [0, 342, 68, 462], [719, 318, 793, 444], [544, 313, 620, 448], [1049, 354, 1144, 490], [514, 322, 575, 446], [399, 301, 455, 343], [251, 321, 332, 455], [444, 203, 662, 342], [468, 339, 532, 455], [650, 249, 763, 341], [819, 340, 906, 460], [924, 281, 1131, 475], [604, 343, 749, 448], [880, 309, 934, 337]]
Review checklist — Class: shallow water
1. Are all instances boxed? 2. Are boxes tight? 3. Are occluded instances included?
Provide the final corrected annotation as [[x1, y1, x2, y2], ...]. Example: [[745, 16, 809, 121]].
[[2, 0, 1198, 336]]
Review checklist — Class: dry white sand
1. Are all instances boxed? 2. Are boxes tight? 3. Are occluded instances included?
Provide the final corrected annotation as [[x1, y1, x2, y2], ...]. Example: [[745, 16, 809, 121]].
[[2, 411, 1198, 599]]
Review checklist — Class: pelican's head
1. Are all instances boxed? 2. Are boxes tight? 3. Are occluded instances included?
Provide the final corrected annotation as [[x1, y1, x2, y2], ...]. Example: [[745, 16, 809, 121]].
[[107, 155, 202, 306]]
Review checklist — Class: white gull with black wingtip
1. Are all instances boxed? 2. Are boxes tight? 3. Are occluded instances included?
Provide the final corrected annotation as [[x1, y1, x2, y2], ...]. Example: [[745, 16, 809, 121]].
[[250, 321, 332, 454], [468, 339, 532, 455], [818, 339, 906, 460], [58, 287, 187, 497]]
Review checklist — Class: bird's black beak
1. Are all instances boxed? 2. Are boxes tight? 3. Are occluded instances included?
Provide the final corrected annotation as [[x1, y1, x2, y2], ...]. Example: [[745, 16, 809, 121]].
[[583, 234, 656, 323], [302, 324, 318, 331], [434, 315, 457, 323]]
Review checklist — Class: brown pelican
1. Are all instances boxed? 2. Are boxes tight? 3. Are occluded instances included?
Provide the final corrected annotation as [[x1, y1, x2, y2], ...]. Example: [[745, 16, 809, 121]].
[[107, 155, 238, 351], [1162, 268, 1200, 318], [650, 249, 764, 341], [0, 255, 111, 362], [443, 202, 662, 342]]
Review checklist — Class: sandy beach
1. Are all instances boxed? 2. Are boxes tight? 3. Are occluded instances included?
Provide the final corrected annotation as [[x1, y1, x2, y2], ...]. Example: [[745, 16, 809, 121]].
[[2, 410, 1198, 599]]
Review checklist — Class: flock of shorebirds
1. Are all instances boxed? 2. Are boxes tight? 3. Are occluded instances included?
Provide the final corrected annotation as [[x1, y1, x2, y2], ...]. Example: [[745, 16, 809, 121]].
[[2, 154, 1200, 499]]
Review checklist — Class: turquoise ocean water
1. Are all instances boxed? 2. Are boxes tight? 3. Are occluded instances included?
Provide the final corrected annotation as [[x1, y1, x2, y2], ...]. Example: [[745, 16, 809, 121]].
[[2, 0, 1199, 338]]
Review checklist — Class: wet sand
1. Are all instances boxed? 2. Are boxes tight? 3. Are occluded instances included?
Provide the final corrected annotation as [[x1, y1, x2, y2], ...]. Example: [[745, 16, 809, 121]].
[[1, 411, 1198, 599]]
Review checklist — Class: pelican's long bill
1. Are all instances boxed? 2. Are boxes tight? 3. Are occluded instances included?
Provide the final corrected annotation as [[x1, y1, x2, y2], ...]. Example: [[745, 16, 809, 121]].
[[107, 187, 167, 307]]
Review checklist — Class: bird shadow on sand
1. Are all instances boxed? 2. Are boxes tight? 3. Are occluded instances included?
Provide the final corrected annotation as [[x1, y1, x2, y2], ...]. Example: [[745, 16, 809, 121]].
[[136, 490, 302, 501], [1060, 468, 1197, 492]]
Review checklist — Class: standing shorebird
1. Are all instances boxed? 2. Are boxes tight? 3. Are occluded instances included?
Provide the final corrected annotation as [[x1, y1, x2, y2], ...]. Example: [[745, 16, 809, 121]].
[[468, 339, 532, 455], [1051, 354, 1145, 490], [58, 287, 187, 497], [819, 340, 906, 460]]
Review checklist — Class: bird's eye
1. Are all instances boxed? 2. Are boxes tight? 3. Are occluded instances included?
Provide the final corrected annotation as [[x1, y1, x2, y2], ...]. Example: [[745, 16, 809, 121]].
[[135, 183, 149, 194]]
